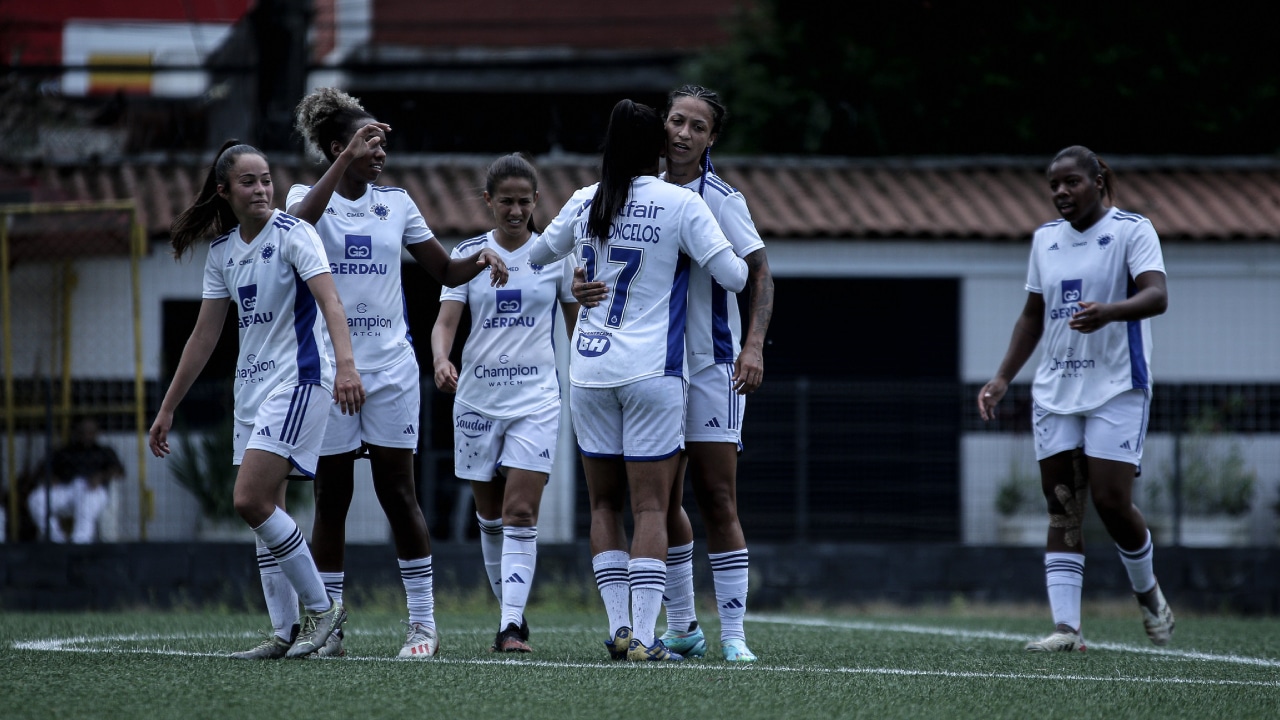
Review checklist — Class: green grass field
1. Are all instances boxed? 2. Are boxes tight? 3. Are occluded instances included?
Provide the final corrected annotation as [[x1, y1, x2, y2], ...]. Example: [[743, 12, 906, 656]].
[[2, 596, 1278, 720]]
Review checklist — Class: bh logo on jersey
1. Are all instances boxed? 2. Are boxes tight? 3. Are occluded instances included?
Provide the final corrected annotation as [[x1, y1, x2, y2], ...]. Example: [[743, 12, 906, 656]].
[[577, 332, 611, 357], [496, 289, 522, 314], [1061, 279, 1082, 304], [238, 285, 258, 312], [345, 234, 373, 259]]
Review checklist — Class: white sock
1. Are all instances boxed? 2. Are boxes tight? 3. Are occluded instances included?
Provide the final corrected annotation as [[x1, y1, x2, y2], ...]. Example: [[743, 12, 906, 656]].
[[663, 542, 697, 633], [1117, 530, 1157, 594], [501, 526, 537, 630], [592, 550, 631, 637], [319, 572, 345, 606], [399, 556, 435, 630], [477, 513, 504, 602], [710, 549, 749, 642], [253, 507, 329, 612], [1045, 552, 1085, 632], [629, 557, 666, 646], [255, 540, 298, 640]]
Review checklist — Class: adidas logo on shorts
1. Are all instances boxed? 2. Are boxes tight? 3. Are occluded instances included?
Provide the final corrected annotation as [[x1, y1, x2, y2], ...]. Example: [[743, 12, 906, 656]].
[[539, 449, 551, 459], [705, 418, 721, 428]]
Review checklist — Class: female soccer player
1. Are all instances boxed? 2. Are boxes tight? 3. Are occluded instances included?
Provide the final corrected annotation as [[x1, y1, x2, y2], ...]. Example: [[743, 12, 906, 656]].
[[978, 145, 1173, 652], [149, 140, 362, 659], [288, 87, 507, 659], [529, 99, 749, 662], [575, 85, 773, 662], [430, 153, 579, 653]]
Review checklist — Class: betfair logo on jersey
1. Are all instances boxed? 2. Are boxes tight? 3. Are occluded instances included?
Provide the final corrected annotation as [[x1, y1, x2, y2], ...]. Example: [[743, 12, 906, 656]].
[[496, 289, 522, 314], [455, 411, 494, 439], [345, 234, 373, 259], [576, 332, 611, 357]]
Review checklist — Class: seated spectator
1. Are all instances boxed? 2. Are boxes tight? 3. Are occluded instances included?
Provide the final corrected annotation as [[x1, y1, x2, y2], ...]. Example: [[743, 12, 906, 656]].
[[27, 417, 124, 543]]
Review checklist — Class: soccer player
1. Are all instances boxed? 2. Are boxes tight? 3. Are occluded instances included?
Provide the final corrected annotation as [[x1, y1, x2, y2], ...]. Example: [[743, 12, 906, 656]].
[[287, 87, 508, 659], [978, 145, 1174, 652], [574, 85, 773, 662], [430, 153, 579, 653], [149, 140, 360, 659], [528, 99, 749, 662]]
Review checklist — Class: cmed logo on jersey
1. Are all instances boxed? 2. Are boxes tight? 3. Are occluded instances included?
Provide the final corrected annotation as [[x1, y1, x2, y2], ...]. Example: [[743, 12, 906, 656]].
[[496, 289, 522, 314], [238, 284, 258, 312], [345, 234, 373, 259], [1061, 279, 1082, 304]]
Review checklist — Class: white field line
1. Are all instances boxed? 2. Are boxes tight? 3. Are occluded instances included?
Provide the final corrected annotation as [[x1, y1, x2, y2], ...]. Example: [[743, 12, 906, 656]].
[[751, 613, 1280, 669], [11, 618, 1280, 689]]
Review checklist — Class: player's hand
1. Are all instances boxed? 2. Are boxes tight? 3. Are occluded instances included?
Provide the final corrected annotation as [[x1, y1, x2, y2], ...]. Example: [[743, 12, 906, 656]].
[[148, 410, 174, 458], [433, 359, 458, 393], [334, 368, 366, 415], [571, 267, 608, 308], [1068, 300, 1112, 334], [977, 378, 1009, 422], [732, 346, 764, 394], [478, 249, 509, 287], [342, 122, 391, 161]]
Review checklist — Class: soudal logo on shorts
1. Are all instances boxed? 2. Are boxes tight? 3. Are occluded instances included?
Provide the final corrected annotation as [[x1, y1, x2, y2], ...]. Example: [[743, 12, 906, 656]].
[[455, 411, 493, 439], [345, 234, 373, 259], [576, 332, 611, 357], [1061, 279, 1082, 304], [496, 289, 522, 314]]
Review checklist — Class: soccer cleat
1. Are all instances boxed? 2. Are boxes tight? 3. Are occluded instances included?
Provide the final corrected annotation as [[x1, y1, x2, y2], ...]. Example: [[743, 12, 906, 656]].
[[659, 622, 707, 658], [627, 636, 684, 662], [398, 620, 439, 659], [491, 622, 533, 653], [720, 638, 757, 663], [1139, 584, 1175, 646], [604, 626, 632, 661], [517, 615, 530, 642], [286, 600, 346, 659], [313, 627, 345, 658], [230, 624, 297, 660], [1024, 629, 1086, 652]]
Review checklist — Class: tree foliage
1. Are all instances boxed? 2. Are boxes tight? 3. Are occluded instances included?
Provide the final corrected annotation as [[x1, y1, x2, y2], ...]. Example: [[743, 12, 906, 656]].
[[686, 2, 1279, 156]]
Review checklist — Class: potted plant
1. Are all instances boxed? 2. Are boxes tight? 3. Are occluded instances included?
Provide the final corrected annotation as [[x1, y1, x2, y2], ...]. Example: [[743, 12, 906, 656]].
[[171, 419, 312, 540], [1149, 403, 1256, 546], [995, 451, 1045, 545]]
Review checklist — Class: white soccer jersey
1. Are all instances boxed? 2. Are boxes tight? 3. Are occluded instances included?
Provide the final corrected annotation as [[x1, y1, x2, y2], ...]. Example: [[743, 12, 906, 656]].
[[531, 176, 734, 388], [441, 231, 576, 419], [667, 171, 766, 375], [286, 183, 433, 373], [1025, 207, 1166, 413], [202, 210, 335, 423]]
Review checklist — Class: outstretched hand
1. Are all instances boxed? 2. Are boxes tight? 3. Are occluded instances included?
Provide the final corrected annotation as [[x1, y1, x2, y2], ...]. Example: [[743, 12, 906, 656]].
[[478, 249, 509, 287]]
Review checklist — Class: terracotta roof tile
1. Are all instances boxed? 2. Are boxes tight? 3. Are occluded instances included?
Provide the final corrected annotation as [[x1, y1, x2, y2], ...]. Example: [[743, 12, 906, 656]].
[[2, 156, 1278, 244]]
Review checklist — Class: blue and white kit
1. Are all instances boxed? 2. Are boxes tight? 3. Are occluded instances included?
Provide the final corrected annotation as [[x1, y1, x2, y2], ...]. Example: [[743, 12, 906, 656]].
[[202, 209, 335, 423], [1025, 206, 1166, 414]]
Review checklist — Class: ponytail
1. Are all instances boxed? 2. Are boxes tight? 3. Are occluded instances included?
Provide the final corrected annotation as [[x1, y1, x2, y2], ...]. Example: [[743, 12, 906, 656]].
[[169, 141, 267, 259], [587, 99, 664, 241]]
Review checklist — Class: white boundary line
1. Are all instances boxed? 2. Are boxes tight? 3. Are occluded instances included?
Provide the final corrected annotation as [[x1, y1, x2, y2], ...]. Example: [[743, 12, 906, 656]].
[[11, 617, 1280, 688]]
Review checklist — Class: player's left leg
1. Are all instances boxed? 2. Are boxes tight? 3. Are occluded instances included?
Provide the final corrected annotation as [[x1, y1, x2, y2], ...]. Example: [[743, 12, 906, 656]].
[[367, 445, 437, 659]]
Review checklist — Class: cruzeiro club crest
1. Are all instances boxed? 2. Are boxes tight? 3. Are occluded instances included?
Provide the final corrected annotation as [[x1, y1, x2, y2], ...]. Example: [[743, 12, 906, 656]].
[[371, 202, 391, 221], [261, 243, 275, 263]]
